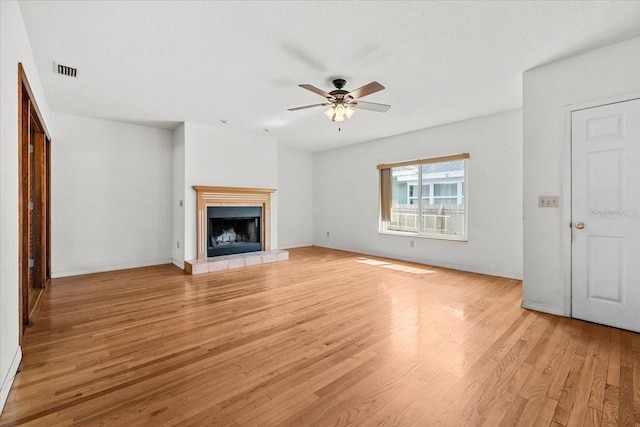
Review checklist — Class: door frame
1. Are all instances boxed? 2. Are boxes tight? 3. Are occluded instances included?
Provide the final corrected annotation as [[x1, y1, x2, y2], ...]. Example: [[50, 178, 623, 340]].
[[562, 91, 640, 318], [18, 63, 51, 340]]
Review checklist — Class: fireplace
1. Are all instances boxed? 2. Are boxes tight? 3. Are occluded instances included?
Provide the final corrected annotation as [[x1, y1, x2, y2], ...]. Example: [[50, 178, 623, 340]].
[[186, 186, 280, 275], [208, 206, 262, 257]]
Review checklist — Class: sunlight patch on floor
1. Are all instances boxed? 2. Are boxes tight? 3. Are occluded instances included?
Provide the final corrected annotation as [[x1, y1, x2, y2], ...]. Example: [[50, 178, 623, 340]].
[[355, 257, 437, 275]]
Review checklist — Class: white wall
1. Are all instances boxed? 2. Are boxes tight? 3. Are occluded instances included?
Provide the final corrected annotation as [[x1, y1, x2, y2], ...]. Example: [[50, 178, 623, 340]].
[[181, 122, 278, 261], [523, 37, 640, 316], [50, 113, 173, 277], [172, 124, 185, 268], [0, 0, 52, 412], [277, 145, 313, 248], [313, 109, 523, 279]]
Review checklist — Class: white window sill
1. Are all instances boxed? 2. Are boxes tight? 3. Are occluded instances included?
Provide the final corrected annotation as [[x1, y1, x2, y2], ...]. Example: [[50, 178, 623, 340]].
[[378, 230, 468, 242]]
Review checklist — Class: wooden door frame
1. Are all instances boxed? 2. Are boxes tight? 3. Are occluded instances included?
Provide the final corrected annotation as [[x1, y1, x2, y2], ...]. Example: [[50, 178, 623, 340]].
[[18, 63, 51, 340]]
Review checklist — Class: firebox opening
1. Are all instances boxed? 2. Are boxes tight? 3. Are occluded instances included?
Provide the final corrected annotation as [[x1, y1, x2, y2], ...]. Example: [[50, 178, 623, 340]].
[[207, 206, 262, 257]]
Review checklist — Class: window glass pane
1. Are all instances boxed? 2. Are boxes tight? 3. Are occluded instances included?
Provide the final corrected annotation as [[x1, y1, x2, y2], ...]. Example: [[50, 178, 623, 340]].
[[421, 160, 465, 236], [389, 165, 419, 232]]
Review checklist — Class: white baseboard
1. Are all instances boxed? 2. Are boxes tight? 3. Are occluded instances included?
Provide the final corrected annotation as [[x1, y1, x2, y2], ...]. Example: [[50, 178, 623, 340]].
[[280, 243, 313, 250], [521, 300, 569, 317], [0, 346, 22, 414], [172, 259, 185, 270], [51, 259, 173, 278], [314, 244, 523, 280]]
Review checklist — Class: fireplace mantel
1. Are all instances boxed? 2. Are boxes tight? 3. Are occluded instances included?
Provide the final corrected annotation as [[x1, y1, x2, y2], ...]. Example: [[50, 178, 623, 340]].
[[191, 186, 275, 263]]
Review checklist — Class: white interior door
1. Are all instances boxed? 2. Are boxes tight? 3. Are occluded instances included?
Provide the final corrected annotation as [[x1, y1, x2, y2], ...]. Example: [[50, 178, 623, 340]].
[[572, 98, 640, 332]]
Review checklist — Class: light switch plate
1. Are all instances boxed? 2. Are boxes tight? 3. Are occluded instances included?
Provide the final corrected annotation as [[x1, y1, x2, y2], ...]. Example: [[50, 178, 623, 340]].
[[538, 196, 559, 207]]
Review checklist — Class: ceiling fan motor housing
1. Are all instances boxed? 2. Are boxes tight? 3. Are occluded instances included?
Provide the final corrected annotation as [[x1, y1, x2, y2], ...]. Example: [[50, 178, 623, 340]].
[[332, 78, 347, 89], [329, 79, 350, 102]]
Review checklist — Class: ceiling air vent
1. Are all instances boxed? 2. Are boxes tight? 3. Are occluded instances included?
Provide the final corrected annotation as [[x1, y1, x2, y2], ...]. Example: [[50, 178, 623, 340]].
[[54, 62, 77, 78]]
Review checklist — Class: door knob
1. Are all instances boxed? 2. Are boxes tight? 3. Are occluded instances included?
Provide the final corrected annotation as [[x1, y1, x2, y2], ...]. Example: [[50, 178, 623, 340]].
[[575, 222, 585, 229]]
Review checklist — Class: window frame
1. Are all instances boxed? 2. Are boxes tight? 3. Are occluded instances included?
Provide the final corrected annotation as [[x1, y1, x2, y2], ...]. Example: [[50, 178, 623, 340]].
[[378, 153, 469, 241]]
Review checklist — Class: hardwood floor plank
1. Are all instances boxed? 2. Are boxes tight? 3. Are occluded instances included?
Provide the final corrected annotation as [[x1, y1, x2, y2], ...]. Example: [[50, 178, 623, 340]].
[[0, 247, 638, 427], [530, 397, 560, 427], [469, 316, 554, 420], [547, 321, 584, 401], [519, 317, 570, 401], [586, 407, 603, 427], [607, 328, 622, 388], [589, 328, 612, 413], [510, 321, 571, 427], [620, 332, 636, 427], [602, 384, 620, 427], [498, 394, 528, 427], [486, 359, 534, 422], [620, 366, 635, 426], [552, 352, 587, 425], [412, 313, 537, 425], [566, 334, 600, 427]]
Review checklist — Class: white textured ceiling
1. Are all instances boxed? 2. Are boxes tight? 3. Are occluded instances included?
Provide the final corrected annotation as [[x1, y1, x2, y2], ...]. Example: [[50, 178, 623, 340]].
[[19, 1, 640, 151]]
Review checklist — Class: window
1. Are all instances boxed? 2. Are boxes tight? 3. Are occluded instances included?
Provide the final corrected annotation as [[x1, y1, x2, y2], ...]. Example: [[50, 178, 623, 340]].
[[379, 153, 468, 240]]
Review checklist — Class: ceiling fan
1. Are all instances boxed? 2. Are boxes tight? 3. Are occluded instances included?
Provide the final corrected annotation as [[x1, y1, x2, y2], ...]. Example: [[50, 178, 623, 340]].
[[288, 79, 390, 123]]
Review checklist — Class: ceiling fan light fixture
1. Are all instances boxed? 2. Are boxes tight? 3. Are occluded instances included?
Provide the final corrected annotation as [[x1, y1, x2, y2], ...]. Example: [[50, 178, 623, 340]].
[[345, 105, 356, 119], [324, 103, 355, 122], [324, 106, 336, 121]]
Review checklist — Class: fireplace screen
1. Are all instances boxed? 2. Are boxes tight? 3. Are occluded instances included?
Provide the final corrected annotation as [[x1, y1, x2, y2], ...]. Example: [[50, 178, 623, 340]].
[[207, 206, 262, 257]]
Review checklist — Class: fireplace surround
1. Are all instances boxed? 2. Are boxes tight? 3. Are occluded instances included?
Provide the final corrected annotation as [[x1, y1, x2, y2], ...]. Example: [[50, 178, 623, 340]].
[[185, 186, 279, 274]]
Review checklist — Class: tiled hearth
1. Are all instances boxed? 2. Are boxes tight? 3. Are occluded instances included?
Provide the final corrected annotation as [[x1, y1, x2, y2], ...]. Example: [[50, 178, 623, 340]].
[[185, 250, 289, 274], [184, 186, 284, 275]]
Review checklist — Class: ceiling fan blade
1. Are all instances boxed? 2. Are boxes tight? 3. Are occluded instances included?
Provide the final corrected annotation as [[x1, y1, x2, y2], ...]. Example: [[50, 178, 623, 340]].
[[299, 84, 333, 99], [288, 103, 330, 111], [352, 101, 391, 113], [347, 81, 385, 100]]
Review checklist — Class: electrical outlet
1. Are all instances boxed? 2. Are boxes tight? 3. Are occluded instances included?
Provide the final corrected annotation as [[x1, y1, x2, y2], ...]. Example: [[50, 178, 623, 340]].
[[326, 231, 330, 237], [538, 196, 559, 208], [179, 200, 184, 207], [177, 241, 180, 248], [410, 240, 415, 248]]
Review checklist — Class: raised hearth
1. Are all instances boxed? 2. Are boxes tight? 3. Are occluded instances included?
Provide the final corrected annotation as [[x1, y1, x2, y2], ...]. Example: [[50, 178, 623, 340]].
[[185, 250, 289, 275]]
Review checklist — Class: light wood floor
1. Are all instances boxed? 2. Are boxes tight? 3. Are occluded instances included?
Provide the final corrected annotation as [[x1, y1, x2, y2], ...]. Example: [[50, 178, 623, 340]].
[[1, 247, 638, 426]]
